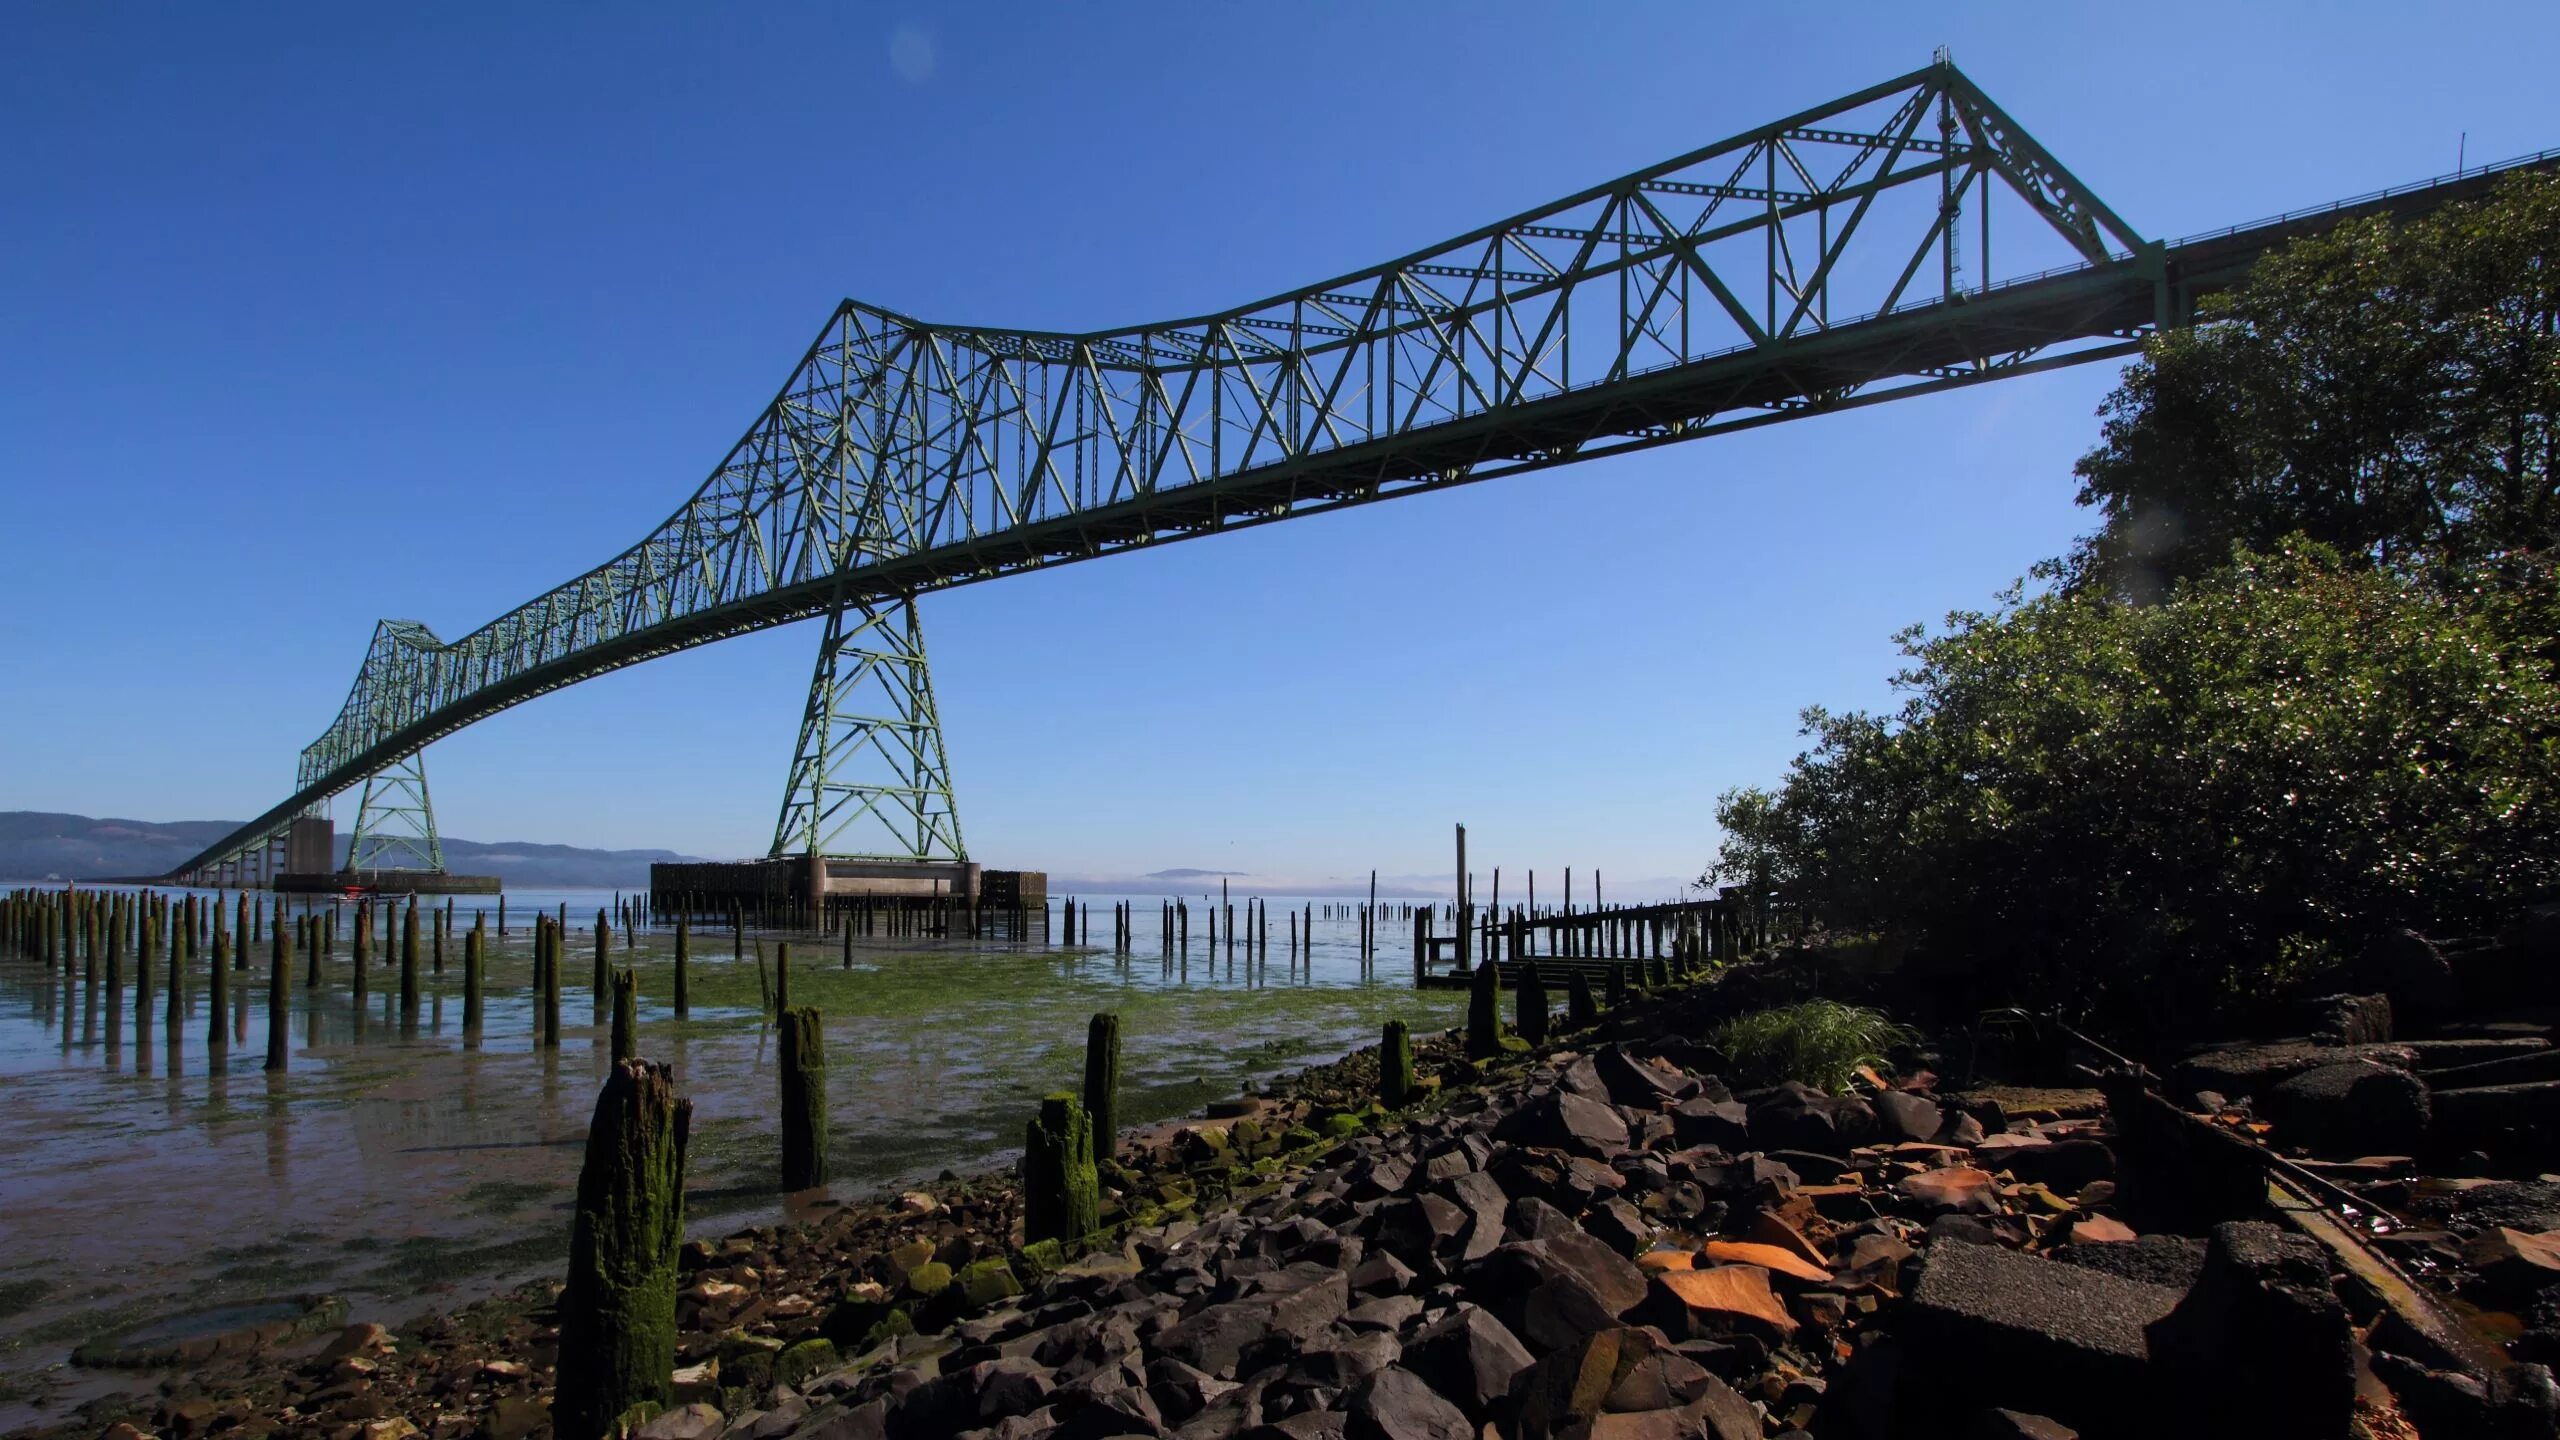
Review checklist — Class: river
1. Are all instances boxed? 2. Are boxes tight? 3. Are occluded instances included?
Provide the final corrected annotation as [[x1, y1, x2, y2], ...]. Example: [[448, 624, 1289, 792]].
[[0, 883, 1465, 1427]]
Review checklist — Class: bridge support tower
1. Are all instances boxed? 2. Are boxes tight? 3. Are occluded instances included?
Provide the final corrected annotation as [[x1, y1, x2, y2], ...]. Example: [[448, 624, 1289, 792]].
[[770, 590, 968, 912], [347, 748, 445, 873]]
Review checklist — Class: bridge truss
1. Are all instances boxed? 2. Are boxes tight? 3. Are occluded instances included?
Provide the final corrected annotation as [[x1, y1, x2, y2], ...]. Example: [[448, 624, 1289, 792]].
[[162, 59, 2555, 885]]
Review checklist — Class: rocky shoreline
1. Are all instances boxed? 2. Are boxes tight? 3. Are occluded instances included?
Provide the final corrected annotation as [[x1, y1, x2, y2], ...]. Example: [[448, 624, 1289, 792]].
[[35, 950, 2560, 1440]]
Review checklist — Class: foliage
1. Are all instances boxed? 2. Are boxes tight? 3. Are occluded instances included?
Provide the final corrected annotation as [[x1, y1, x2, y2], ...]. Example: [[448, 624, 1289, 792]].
[[1720, 543, 2560, 1039], [2063, 173, 2560, 599], [1713, 1000, 1910, 1092]]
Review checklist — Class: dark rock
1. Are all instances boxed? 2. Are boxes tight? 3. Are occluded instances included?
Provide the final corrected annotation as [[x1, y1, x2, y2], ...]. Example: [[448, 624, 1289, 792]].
[[1668, 1097, 1751, 1151], [1903, 1240, 2183, 1434], [1146, 1357, 1238, 1425], [970, 1357, 1056, 1421], [1511, 1327, 1748, 1440], [1492, 1090, 1631, 1159], [1593, 1045, 1691, 1109], [1246, 1412, 1348, 1440], [2264, 1061, 2431, 1156], [1873, 1090, 1944, 1144], [1967, 1410, 2079, 1440], [1342, 1367, 1470, 1440], [1400, 1305, 1533, 1423], [2171, 1042, 2416, 1103], [1744, 1083, 1875, 1156], [1158, 1269, 1352, 1380], [2357, 929, 2455, 1020], [1996, 1139, 2116, 1194], [1347, 1254, 1415, 1298], [2291, 992, 2394, 1046], [2047, 1236, 2208, 1291], [1342, 1296, 1421, 1333], [1370, 1196, 1469, 1272], [1583, 1198, 1649, 1259], [1290, 1331, 1401, 1389], [1925, 1214, 2005, 1248], [2146, 1221, 2353, 1440], [1437, 1173, 1509, 1265], [2432, 1081, 2560, 1162]]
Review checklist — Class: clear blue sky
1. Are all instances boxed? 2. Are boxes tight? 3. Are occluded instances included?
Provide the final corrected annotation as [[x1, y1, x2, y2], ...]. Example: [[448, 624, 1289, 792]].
[[4, 3, 2554, 895]]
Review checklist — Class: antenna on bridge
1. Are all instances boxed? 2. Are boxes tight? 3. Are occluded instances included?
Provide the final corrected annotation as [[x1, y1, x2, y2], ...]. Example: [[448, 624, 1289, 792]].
[[1933, 44, 1953, 66]]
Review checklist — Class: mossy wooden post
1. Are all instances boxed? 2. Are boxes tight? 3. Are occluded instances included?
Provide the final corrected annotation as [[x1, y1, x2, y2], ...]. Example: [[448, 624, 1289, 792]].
[[208, 924, 230, 1050], [1648, 955, 1670, 990], [1380, 1019, 1416, 1108], [266, 917, 291, 1072], [778, 1005, 827, 1190], [610, 968, 638, 1066], [432, 906, 445, 975], [1465, 957, 1502, 1059], [1082, 1012, 1121, 1160], [1607, 961, 1629, 1009], [1566, 969, 1597, 1029], [672, 914, 689, 1018], [352, 910, 369, 1004], [556, 1059, 691, 1440], [1516, 961, 1549, 1046], [774, 942, 790, 1015], [1021, 1094, 1098, 1245], [841, 916, 852, 970], [542, 918, 563, 1049], [462, 926, 484, 1037], [304, 914, 321, 989], [400, 899, 422, 1017], [165, 916, 184, 1030], [236, 895, 251, 970], [594, 909, 611, 1003]]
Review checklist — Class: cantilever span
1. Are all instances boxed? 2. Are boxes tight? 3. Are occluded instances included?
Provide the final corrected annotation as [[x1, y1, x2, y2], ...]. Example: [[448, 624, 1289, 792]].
[[164, 60, 2560, 886]]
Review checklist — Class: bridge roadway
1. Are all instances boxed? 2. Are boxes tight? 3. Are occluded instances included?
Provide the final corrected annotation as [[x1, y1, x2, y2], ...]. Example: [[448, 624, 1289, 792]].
[[160, 59, 2558, 884]]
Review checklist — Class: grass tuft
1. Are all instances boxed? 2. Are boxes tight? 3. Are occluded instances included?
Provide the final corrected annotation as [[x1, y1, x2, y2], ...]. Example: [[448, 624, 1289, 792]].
[[1712, 1000, 1909, 1093]]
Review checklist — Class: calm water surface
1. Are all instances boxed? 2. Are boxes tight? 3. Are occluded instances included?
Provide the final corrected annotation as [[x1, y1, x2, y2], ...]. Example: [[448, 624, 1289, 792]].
[[0, 883, 1464, 1426]]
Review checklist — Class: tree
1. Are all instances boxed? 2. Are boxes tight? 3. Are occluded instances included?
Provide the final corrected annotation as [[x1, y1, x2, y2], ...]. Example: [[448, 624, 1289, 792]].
[[2065, 173, 2560, 599], [1739, 543, 2560, 1040]]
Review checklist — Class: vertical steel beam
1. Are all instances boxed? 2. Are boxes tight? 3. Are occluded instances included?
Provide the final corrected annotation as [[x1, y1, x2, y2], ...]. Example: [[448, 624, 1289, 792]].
[[345, 749, 445, 872], [769, 591, 965, 863]]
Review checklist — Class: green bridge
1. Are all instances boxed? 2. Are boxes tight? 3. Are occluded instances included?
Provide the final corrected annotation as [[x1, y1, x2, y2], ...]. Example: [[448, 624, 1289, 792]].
[[164, 58, 2558, 888]]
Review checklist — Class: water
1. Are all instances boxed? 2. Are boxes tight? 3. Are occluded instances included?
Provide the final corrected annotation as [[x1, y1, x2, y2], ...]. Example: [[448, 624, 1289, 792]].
[[0, 882, 1462, 1423]]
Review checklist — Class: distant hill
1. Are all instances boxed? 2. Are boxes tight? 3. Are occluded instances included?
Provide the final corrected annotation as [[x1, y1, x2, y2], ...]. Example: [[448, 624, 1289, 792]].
[[0, 811, 712, 887]]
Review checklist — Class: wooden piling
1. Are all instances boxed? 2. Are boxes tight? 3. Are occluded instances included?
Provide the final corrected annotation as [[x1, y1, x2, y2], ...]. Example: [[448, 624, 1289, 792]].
[[1566, 969, 1596, 1030], [1021, 1094, 1098, 1245], [610, 968, 637, 1066], [209, 921, 230, 1049], [778, 1005, 827, 1191], [555, 1060, 691, 1440], [463, 926, 484, 1035], [1466, 956, 1502, 1060], [1083, 1012, 1121, 1161], [591, 909, 609, 999], [400, 900, 421, 1016], [266, 914, 290, 1072], [673, 914, 690, 1018], [1380, 1019, 1416, 1108], [1516, 960, 1549, 1045]]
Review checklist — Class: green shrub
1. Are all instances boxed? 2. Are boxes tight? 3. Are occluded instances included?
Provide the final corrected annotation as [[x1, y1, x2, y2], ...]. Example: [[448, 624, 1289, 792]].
[[1710, 543, 2560, 1040], [1712, 1001, 1909, 1092]]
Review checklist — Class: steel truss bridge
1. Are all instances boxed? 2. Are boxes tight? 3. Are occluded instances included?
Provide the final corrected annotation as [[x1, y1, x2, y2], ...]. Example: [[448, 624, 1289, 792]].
[[164, 59, 2557, 887]]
